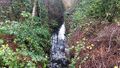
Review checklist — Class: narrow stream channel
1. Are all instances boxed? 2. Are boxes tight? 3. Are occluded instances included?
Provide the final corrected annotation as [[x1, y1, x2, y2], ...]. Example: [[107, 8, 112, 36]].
[[50, 23, 70, 68], [44, 0, 70, 67]]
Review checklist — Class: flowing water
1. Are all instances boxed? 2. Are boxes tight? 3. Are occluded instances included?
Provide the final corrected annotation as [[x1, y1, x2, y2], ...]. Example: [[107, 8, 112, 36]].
[[50, 23, 70, 68]]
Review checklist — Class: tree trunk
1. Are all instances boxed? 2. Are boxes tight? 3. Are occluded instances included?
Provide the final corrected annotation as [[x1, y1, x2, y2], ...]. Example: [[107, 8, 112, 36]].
[[32, 0, 38, 17]]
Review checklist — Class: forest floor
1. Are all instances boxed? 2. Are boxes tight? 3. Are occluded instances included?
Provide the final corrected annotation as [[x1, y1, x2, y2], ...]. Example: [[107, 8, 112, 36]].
[[69, 21, 120, 68]]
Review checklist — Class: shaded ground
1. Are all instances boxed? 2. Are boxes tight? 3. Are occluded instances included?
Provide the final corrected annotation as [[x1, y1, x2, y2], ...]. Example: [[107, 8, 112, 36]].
[[69, 21, 120, 68]]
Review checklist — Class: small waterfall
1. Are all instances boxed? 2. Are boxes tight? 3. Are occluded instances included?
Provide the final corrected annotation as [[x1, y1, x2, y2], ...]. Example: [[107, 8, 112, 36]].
[[50, 23, 69, 68], [58, 23, 65, 40]]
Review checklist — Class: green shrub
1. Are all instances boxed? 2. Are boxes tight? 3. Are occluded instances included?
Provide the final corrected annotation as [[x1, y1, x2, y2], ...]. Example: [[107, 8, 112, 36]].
[[69, 41, 85, 68], [0, 44, 36, 68], [0, 0, 33, 21], [0, 11, 50, 67], [72, 0, 120, 28]]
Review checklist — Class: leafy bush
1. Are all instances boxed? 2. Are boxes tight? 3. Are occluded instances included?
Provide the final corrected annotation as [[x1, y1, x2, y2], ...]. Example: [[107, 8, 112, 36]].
[[72, 0, 120, 28], [69, 41, 85, 68], [0, 0, 51, 67], [0, 44, 36, 68], [0, 0, 33, 21], [0, 11, 50, 67]]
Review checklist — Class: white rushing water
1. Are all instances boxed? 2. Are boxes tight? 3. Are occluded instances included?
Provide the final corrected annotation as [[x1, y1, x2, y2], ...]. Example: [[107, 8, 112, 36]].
[[58, 23, 65, 40], [50, 22, 69, 68]]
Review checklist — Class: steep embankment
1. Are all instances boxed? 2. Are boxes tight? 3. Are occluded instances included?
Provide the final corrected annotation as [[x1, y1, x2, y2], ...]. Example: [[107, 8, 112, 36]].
[[68, 21, 120, 68]]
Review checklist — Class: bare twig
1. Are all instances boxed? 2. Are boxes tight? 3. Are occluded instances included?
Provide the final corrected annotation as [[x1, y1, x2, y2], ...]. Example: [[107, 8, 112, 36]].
[[107, 28, 117, 52]]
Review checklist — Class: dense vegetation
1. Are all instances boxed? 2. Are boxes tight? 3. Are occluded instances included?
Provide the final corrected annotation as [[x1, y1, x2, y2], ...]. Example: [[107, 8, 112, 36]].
[[0, 0, 120, 68], [72, 0, 120, 27], [0, 0, 50, 67]]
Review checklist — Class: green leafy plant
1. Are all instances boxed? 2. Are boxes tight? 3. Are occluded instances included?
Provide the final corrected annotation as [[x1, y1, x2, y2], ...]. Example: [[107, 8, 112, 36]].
[[69, 41, 85, 68], [0, 11, 50, 67], [0, 44, 36, 68], [72, 0, 120, 29]]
